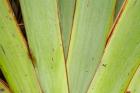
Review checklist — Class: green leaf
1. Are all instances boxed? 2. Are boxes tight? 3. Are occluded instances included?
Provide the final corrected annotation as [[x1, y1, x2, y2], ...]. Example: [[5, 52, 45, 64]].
[[0, 80, 11, 93], [67, 0, 116, 93], [19, 0, 68, 93], [0, 0, 42, 93], [58, 0, 76, 59], [87, 0, 140, 93], [127, 66, 140, 93]]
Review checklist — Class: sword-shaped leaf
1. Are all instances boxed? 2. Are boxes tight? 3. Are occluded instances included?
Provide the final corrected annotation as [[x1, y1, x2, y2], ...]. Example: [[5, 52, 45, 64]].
[[0, 0, 42, 93], [67, 0, 116, 93], [19, 0, 68, 93], [87, 0, 140, 93]]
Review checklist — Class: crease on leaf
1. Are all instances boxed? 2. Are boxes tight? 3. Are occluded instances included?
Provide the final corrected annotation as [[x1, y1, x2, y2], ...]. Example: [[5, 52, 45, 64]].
[[106, 0, 128, 47]]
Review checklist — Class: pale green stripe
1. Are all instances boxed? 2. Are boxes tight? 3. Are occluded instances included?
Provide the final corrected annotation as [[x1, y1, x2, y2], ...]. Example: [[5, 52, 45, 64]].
[[115, 0, 125, 18], [58, 0, 76, 58]]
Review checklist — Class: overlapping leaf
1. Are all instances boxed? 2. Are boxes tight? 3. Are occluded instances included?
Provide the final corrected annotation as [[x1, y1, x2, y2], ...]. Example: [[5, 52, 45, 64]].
[[87, 0, 140, 93], [0, 0, 42, 93], [67, 0, 116, 93], [19, 0, 68, 93]]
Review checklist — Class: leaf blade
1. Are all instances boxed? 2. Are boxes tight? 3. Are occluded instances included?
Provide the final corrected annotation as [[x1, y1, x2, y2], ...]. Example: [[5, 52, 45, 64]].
[[87, 0, 140, 93], [67, 0, 116, 93], [0, 0, 42, 93], [19, 0, 68, 93]]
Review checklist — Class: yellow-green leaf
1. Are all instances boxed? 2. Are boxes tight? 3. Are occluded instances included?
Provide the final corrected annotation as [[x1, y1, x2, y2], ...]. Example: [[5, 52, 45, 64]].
[[0, 0, 42, 93], [67, 0, 116, 93], [87, 0, 140, 93], [19, 0, 68, 93]]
